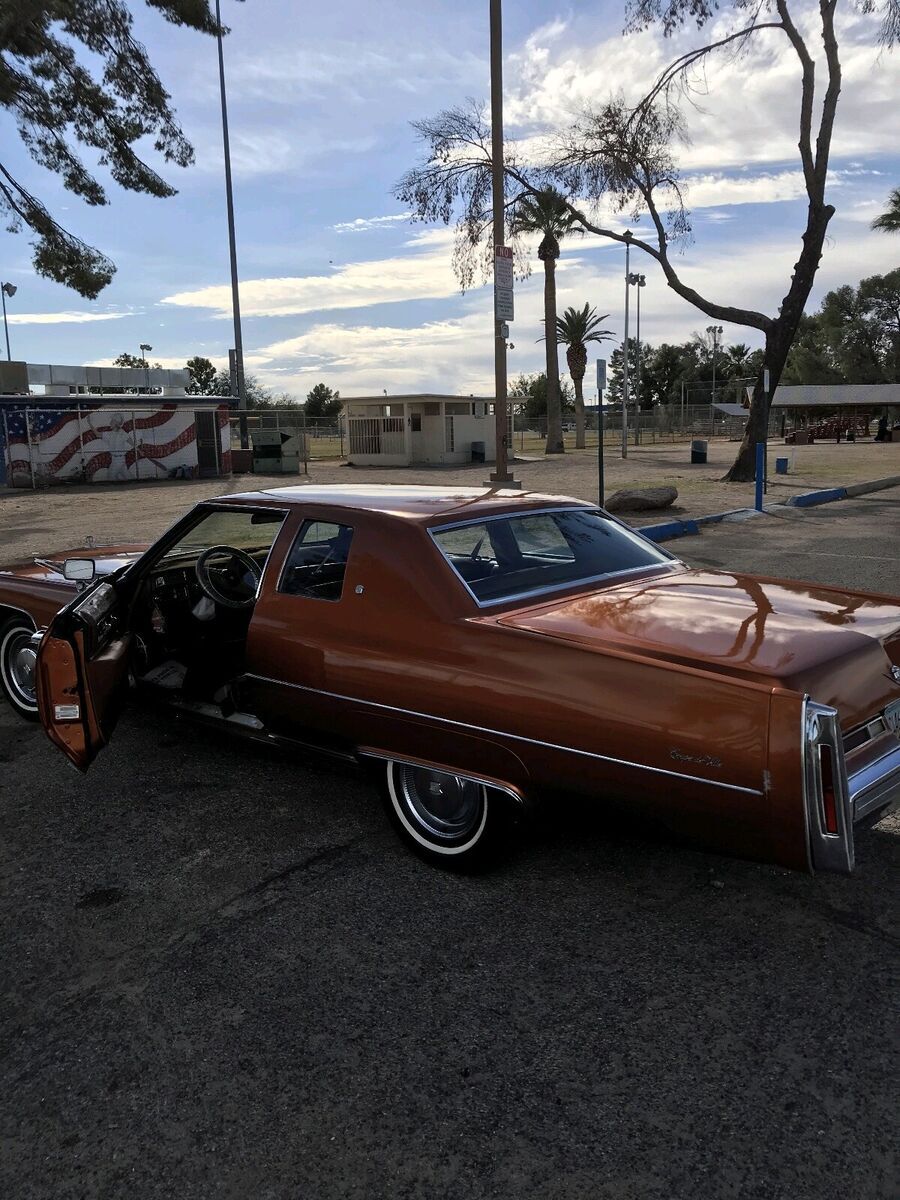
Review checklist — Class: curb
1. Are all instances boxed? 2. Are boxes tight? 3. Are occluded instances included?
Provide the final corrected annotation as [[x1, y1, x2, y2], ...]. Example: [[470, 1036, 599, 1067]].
[[638, 474, 900, 543], [786, 486, 847, 508], [845, 473, 900, 498]]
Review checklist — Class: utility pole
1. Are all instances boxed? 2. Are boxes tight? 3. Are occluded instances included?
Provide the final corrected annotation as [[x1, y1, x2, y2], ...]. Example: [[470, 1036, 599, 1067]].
[[215, 0, 248, 449], [487, 0, 516, 486], [621, 231, 633, 459]]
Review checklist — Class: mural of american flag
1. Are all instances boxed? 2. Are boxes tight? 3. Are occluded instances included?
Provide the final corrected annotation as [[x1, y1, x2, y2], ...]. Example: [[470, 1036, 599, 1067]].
[[3, 404, 229, 486]]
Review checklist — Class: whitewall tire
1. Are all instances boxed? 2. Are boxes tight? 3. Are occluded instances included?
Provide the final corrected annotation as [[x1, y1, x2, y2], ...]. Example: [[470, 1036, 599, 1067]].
[[0, 619, 40, 720], [384, 760, 503, 870]]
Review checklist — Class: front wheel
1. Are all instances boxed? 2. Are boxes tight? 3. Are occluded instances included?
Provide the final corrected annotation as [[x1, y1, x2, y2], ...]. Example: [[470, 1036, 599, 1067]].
[[0, 619, 39, 720], [383, 760, 506, 870]]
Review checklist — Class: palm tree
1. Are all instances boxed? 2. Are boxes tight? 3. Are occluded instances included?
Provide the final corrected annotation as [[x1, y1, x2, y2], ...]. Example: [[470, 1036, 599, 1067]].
[[871, 188, 900, 234], [555, 305, 614, 449], [511, 188, 579, 454]]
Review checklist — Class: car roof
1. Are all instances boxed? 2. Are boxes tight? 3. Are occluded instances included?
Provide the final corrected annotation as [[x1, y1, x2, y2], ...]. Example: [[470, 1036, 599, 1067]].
[[215, 484, 590, 523]]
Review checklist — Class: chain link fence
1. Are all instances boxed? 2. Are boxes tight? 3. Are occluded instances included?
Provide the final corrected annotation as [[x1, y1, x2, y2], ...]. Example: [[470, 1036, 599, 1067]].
[[227, 402, 794, 465], [228, 411, 343, 464], [511, 404, 782, 454]]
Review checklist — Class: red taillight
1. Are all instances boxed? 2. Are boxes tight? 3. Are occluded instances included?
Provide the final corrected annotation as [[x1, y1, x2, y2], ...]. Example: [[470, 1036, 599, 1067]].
[[819, 746, 838, 834]]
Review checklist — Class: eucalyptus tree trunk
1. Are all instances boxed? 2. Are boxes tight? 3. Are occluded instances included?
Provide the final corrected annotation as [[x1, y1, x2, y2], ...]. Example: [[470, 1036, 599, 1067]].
[[543, 256, 564, 454]]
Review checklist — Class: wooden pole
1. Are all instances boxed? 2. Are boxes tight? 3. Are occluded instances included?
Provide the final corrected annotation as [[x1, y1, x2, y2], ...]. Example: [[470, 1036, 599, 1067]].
[[488, 0, 516, 486]]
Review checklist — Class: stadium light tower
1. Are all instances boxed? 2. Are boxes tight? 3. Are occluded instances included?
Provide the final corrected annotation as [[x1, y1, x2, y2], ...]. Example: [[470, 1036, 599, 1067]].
[[707, 324, 724, 404], [1, 282, 17, 360], [215, 0, 248, 448]]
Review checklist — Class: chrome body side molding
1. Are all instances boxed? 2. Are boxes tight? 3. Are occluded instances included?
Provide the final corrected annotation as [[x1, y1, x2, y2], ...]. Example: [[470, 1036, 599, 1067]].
[[244, 673, 764, 798], [357, 747, 526, 808]]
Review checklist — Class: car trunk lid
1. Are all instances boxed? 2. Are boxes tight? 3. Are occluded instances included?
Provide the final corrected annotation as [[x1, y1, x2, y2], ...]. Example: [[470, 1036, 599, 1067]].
[[490, 568, 900, 729]]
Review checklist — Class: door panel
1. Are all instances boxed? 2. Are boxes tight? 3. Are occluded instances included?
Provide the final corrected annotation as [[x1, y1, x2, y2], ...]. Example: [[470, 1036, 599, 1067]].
[[195, 410, 220, 478], [35, 581, 132, 772]]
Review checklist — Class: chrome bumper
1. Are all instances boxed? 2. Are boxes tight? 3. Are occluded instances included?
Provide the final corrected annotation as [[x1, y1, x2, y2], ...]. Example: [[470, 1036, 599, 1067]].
[[803, 699, 900, 874], [846, 732, 900, 824]]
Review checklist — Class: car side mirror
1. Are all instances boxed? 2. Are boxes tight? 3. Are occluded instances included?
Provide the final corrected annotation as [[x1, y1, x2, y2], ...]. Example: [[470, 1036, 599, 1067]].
[[63, 558, 96, 582]]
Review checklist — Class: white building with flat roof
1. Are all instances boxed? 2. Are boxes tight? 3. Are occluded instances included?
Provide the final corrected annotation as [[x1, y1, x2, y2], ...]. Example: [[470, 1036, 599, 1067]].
[[343, 395, 499, 467]]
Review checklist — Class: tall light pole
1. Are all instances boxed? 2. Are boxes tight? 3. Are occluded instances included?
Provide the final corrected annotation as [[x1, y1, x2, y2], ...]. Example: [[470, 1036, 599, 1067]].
[[139, 342, 152, 367], [621, 231, 633, 458], [707, 324, 723, 405], [215, 0, 248, 449], [1, 282, 17, 360], [629, 272, 646, 445], [488, 0, 515, 486]]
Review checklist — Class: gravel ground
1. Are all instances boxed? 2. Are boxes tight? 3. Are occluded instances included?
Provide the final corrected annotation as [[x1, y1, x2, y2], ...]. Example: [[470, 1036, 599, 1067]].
[[2, 437, 899, 563], [0, 489, 898, 1200]]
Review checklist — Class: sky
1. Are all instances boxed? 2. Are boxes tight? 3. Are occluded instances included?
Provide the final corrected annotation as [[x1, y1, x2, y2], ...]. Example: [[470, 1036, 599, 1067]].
[[2, 0, 899, 399]]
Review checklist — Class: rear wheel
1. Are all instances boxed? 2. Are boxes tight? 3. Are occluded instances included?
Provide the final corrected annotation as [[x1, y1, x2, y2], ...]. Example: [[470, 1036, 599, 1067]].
[[0, 618, 39, 720], [384, 760, 506, 870]]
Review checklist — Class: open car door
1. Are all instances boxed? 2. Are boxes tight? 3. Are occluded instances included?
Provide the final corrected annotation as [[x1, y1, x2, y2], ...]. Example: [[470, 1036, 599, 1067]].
[[35, 579, 132, 772]]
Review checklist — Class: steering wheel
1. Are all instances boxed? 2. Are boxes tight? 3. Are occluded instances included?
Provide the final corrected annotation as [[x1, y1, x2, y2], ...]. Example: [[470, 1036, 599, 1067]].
[[195, 545, 262, 610]]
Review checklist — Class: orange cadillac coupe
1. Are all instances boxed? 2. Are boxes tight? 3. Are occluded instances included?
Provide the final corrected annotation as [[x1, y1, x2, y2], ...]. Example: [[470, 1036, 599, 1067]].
[[1, 484, 899, 873]]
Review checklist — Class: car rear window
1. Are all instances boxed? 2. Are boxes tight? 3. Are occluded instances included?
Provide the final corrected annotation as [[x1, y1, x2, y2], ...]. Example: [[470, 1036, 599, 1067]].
[[431, 508, 670, 605]]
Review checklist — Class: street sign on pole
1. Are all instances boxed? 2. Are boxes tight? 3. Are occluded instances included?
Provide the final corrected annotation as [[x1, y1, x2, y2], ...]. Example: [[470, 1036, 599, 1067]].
[[494, 246, 514, 321], [596, 358, 607, 391]]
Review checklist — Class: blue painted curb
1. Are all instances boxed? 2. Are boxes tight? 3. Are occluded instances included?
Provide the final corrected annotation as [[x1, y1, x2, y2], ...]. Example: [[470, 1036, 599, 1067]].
[[638, 475, 898, 542], [786, 486, 847, 508], [639, 519, 700, 542]]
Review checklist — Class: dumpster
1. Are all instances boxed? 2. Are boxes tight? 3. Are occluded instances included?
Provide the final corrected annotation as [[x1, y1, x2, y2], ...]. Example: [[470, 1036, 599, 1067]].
[[250, 428, 302, 474], [690, 438, 708, 465]]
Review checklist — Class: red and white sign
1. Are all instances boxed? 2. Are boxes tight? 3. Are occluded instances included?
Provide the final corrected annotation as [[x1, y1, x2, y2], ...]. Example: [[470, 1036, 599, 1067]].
[[494, 246, 514, 321]]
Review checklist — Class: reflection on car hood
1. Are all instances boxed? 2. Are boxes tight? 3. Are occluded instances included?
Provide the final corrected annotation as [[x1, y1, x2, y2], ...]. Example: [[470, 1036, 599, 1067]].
[[494, 568, 900, 725], [0, 544, 148, 583]]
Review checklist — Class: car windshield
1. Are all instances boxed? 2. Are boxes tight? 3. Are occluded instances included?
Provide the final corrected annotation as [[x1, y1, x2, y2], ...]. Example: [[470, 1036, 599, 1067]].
[[160, 508, 286, 562], [431, 508, 672, 605]]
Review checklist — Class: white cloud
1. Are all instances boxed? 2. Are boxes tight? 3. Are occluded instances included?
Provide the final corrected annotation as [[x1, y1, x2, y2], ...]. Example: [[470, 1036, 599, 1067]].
[[504, 6, 900, 172], [252, 313, 494, 396], [160, 243, 461, 318], [8, 310, 133, 325], [243, 219, 900, 398], [333, 213, 412, 233]]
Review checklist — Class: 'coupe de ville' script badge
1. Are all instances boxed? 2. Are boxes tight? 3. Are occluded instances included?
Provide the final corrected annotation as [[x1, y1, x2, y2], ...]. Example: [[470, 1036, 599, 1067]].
[[670, 748, 723, 769]]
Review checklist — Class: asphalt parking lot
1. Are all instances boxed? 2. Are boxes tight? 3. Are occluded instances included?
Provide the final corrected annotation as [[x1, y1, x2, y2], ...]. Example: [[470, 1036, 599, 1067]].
[[1, 492, 898, 1199]]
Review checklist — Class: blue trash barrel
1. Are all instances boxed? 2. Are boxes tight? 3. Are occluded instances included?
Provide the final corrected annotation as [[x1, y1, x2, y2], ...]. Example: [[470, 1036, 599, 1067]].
[[690, 438, 707, 464], [775, 457, 789, 475]]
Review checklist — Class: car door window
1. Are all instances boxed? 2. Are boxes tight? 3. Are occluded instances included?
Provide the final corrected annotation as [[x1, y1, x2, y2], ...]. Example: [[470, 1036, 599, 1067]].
[[279, 520, 354, 601]]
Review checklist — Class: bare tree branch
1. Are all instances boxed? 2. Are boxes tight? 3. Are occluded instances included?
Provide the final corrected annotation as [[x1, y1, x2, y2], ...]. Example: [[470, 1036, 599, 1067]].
[[775, 0, 818, 193], [814, 0, 842, 191]]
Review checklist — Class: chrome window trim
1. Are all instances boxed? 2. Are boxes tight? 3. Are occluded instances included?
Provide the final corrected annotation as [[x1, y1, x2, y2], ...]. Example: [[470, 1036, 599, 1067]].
[[427, 505, 679, 609], [244, 672, 763, 798]]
